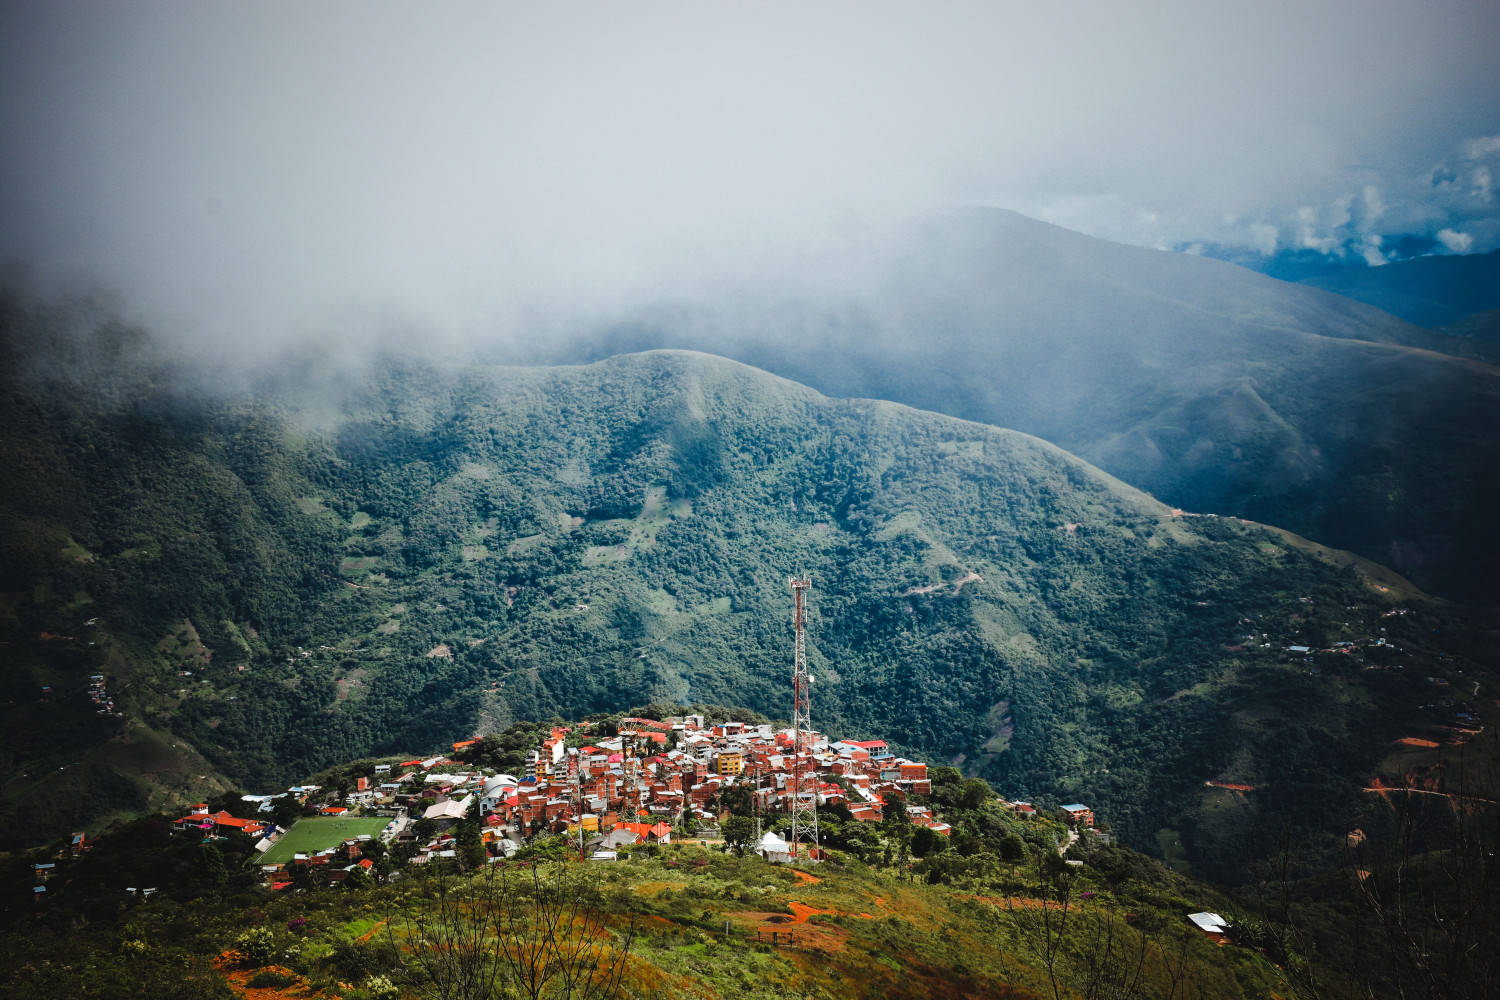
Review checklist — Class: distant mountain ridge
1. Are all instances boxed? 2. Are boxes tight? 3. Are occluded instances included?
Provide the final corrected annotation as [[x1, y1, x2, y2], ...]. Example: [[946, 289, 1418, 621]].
[[1296, 247, 1500, 328], [548, 208, 1500, 602]]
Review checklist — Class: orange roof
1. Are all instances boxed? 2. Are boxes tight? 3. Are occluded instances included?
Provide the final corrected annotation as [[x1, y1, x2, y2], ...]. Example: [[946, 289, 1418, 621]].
[[452, 739, 481, 750]]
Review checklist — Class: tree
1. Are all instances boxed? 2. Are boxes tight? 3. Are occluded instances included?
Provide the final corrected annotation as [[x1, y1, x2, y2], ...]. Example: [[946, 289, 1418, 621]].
[[384, 860, 635, 1000], [717, 784, 753, 816], [270, 796, 303, 829], [881, 797, 914, 869], [456, 798, 487, 871], [196, 842, 229, 894], [837, 823, 882, 863], [911, 825, 945, 858], [722, 815, 756, 857]]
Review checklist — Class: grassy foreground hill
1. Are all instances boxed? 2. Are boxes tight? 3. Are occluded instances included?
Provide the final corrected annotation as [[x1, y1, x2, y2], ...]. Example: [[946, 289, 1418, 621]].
[[2, 299, 1495, 881], [1, 825, 1289, 1000]]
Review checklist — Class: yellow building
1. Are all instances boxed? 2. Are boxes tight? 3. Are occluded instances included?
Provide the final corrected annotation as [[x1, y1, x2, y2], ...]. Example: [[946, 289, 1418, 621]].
[[567, 814, 600, 834], [716, 751, 743, 776]]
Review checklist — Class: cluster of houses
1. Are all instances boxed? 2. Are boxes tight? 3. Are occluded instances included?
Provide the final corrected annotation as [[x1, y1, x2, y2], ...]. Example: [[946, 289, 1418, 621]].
[[433, 715, 952, 853], [234, 713, 1097, 881], [87, 673, 120, 716], [172, 802, 275, 841]]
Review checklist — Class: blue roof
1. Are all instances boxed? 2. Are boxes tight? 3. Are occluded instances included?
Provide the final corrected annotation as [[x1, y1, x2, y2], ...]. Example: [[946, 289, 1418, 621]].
[[1061, 803, 1090, 811]]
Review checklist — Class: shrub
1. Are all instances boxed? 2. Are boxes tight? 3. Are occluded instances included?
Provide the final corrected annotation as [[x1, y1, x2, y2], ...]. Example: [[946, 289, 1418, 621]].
[[247, 970, 296, 988], [233, 927, 276, 965], [362, 975, 399, 999]]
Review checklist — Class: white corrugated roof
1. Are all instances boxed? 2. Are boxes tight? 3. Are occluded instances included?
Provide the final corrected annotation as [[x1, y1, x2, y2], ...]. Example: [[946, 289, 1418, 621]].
[[1188, 912, 1228, 934]]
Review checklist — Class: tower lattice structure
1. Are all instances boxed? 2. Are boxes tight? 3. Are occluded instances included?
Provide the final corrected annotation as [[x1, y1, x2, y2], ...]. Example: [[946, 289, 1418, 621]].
[[788, 577, 819, 858]]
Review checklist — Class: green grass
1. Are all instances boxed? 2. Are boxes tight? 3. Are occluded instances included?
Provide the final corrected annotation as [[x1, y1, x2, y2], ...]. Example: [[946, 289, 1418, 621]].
[[258, 816, 390, 864]]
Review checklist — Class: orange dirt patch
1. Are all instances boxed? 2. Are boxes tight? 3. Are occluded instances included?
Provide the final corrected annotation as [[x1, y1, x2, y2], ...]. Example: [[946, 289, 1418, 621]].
[[1396, 737, 1440, 748], [1207, 780, 1256, 791], [727, 899, 882, 953], [214, 953, 336, 999], [355, 918, 388, 944], [961, 894, 1065, 912], [790, 868, 821, 885]]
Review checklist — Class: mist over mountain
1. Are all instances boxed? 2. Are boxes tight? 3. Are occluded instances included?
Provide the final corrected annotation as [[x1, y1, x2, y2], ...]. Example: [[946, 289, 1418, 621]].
[[535, 208, 1500, 603]]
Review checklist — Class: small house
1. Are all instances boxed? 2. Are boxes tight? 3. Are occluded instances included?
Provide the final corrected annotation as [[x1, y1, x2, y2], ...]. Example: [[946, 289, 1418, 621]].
[[1188, 912, 1230, 944]]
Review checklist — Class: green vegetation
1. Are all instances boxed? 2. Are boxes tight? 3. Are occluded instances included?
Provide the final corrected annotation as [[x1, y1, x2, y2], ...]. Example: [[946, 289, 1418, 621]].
[[2, 297, 1496, 890], [0, 811, 1287, 1000], [258, 817, 393, 865]]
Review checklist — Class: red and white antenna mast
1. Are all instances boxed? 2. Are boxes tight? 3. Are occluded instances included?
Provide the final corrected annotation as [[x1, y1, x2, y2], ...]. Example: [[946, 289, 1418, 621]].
[[789, 576, 819, 858]]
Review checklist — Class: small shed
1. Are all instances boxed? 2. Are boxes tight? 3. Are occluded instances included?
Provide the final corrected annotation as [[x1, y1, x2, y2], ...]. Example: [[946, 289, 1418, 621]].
[[756, 831, 795, 864], [1188, 912, 1230, 944]]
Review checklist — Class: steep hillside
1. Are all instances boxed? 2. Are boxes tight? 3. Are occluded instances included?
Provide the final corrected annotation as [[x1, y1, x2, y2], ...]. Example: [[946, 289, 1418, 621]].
[[2, 309, 1493, 879], [553, 209, 1500, 601]]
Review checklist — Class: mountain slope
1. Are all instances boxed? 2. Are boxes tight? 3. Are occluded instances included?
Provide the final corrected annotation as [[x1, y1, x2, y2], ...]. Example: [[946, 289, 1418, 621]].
[[554, 209, 1500, 601], [3, 312, 1491, 879], [1297, 247, 1500, 327]]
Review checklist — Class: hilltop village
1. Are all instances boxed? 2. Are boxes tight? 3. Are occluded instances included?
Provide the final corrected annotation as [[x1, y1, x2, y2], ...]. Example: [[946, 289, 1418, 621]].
[[210, 713, 1096, 885]]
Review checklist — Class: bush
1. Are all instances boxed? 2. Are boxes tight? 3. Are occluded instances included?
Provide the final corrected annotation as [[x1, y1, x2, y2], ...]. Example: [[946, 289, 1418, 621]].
[[233, 927, 276, 965], [247, 969, 296, 988]]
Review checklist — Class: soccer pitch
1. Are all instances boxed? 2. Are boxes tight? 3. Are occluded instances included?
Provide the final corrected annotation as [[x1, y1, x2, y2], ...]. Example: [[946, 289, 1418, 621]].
[[258, 816, 391, 864]]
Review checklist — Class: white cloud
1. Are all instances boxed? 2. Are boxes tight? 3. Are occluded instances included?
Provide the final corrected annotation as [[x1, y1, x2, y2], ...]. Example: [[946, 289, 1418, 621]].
[[1359, 234, 1387, 266], [1436, 228, 1473, 252], [1472, 165, 1494, 203], [1460, 135, 1500, 160]]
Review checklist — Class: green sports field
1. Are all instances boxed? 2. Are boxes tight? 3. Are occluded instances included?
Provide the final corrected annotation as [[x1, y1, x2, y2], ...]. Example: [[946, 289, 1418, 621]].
[[257, 816, 392, 864]]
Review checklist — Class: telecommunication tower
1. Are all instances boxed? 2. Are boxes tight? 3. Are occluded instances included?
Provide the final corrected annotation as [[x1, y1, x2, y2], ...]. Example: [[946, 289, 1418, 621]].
[[788, 577, 819, 858]]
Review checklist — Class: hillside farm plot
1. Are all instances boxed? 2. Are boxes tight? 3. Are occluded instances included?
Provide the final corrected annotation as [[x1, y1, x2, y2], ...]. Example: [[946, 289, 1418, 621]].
[[258, 816, 391, 864]]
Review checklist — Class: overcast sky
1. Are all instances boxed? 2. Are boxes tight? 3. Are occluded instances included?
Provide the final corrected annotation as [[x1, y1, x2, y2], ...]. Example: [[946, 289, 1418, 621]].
[[3, 1, 1498, 347]]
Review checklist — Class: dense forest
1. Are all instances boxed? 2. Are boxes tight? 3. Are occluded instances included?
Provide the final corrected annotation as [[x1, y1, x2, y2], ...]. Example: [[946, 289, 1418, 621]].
[[2, 295, 1495, 882]]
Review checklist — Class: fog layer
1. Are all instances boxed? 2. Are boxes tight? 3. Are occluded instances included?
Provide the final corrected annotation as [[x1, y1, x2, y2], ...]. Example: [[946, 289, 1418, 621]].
[[3, 1, 1499, 351]]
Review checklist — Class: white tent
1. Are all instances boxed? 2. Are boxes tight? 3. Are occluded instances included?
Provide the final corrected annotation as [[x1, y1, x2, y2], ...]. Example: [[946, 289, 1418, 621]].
[[756, 830, 795, 863]]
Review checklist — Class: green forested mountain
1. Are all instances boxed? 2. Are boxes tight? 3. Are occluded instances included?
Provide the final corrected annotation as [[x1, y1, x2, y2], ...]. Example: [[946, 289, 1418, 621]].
[[543, 208, 1500, 602], [2, 300, 1493, 882]]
